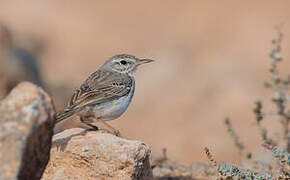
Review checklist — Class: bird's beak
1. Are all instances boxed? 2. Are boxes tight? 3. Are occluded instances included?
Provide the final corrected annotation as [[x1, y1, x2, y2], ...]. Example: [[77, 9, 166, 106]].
[[136, 58, 154, 65]]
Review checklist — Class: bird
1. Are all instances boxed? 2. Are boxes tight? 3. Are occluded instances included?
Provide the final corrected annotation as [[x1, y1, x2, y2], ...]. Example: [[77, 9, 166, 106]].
[[54, 54, 154, 135]]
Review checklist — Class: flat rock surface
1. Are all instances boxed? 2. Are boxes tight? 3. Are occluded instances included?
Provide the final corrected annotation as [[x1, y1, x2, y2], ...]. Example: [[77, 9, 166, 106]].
[[42, 128, 152, 180]]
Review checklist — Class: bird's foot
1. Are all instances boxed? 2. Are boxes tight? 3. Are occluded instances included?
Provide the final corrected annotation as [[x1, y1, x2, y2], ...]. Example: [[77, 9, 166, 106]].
[[83, 122, 99, 131], [113, 130, 121, 137], [87, 125, 99, 131]]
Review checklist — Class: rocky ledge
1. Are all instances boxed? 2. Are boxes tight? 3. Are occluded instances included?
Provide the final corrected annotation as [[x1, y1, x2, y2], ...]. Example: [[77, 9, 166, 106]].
[[0, 82, 153, 180], [42, 128, 152, 180]]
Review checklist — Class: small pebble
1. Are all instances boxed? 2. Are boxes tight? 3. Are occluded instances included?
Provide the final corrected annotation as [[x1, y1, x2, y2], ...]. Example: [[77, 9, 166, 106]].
[[82, 146, 90, 152]]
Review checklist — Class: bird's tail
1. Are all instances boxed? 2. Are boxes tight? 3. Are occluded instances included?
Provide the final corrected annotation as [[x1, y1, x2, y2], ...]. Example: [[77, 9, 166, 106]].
[[54, 108, 76, 124]]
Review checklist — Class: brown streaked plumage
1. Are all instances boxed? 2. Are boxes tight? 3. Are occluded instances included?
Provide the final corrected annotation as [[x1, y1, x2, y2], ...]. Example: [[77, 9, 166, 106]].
[[55, 54, 153, 135]]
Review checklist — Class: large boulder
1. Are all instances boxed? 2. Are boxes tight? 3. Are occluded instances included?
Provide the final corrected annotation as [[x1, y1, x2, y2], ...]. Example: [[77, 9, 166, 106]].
[[42, 128, 152, 180], [0, 82, 55, 180]]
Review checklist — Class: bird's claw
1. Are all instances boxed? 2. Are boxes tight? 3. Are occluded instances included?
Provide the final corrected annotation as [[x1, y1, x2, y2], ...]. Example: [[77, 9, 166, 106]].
[[114, 130, 121, 137]]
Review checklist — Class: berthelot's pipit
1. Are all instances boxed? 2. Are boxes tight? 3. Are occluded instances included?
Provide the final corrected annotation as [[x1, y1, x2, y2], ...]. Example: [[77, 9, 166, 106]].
[[55, 54, 154, 135]]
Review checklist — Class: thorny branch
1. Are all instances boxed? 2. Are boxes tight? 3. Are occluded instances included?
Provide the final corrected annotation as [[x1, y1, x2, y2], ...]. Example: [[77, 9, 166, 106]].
[[265, 27, 290, 152], [253, 101, 277, 146]]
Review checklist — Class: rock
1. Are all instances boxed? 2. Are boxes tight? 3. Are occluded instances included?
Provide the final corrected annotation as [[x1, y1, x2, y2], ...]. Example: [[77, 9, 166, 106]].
[[151, 156, 193, 180], [42, 128, 152, 180], [0, 82, 55, 180], [151, 152, 216, 180]]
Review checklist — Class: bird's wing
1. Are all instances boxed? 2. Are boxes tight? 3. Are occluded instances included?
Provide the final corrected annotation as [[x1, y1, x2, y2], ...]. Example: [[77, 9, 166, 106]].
[[68, 70, 133, 110]]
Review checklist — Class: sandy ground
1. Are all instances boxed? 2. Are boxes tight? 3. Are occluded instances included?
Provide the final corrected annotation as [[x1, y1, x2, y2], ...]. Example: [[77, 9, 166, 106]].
[[0, 0, 290, 165]]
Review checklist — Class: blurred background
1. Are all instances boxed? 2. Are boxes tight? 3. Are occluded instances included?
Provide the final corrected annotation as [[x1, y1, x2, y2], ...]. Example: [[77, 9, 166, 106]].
[[1, 0, 290, 165]]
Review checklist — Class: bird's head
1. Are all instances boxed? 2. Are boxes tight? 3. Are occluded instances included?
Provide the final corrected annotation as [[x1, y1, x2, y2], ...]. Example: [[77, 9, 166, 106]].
[[102, 54, 154, 74]]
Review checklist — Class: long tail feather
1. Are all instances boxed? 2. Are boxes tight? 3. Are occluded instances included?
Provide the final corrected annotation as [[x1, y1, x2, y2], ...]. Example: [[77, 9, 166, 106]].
[[54, 108, 76, 124]]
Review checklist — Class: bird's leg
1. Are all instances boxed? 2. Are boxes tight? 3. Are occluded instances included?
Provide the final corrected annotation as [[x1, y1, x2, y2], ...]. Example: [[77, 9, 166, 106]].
[[79, 114, 120, 136], [96, 118, 121, 136], [79, 115, 99, 131]]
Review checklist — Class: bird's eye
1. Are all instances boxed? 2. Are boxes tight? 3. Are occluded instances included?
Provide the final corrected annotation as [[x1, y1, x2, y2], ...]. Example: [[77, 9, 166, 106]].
[[120, 60, 127, 65]]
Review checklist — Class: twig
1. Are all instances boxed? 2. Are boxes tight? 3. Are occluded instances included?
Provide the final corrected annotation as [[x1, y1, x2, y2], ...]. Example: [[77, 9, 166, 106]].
[[253, 101, 278, 147], [224, 117, 252, 159], [204, 147, 217, 167], [267, 27, 290, 152]]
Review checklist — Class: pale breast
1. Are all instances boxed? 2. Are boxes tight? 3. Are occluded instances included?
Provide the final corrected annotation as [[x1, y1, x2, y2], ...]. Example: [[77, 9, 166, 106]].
[[90, 79, 135, 121]]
